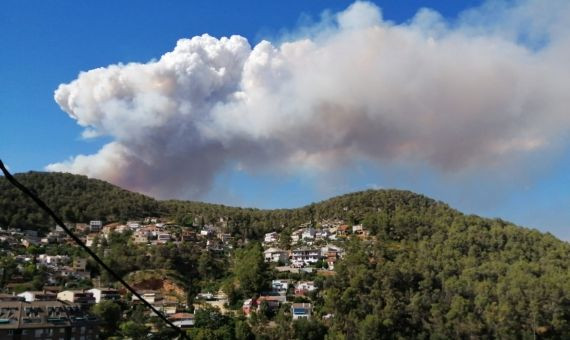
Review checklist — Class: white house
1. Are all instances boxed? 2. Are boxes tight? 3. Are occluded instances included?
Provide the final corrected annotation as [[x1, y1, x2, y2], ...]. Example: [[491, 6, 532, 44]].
[[132, 290, 162, 305], [352, 224, 365, 234], [88, 288, 121, 303], [272, 279, 290, 292], [37, 254, 70, 267], [264, 232, 279, 244], [57, 290, 96, 309], [302, 228, 316, 240], [18, 291, 57, 302], [291, 248, 321, 265], [264, 248, 289, 264], [295, 281, 317, 296]]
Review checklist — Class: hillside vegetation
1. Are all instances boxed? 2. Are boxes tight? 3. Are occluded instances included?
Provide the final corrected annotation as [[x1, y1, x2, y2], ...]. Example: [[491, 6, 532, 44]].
[[0, 172, 161, 228], [2, 172, 570, 337]]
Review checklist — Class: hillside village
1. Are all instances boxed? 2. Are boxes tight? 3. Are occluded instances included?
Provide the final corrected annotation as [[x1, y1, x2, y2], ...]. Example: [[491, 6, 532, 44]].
[[0, 214, 369, 339], [3, 174, 570, 338]]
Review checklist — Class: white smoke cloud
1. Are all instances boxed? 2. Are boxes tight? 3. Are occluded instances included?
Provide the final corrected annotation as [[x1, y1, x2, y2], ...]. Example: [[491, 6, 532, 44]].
[[47, 0, 570, 199]]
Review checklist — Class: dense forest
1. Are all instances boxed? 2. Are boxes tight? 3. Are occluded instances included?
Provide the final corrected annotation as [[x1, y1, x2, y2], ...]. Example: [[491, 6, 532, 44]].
[[0, 172, 162, 228], [0, 172, 450, 235], [3, 172, 570, 338], [323, 210, 570, 338]]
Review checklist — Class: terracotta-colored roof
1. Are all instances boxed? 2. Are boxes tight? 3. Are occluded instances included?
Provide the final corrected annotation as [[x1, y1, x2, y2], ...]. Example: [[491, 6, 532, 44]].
[[257, 295, 281, 302], [169, 313, 194, 320]]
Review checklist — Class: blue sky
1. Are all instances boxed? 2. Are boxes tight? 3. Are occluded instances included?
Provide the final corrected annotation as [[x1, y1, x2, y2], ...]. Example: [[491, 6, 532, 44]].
[[2, 0, 570, 240]]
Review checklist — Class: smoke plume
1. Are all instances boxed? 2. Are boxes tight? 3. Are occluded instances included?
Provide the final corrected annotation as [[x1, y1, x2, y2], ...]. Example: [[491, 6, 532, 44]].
[[47, 1, 570, 199]]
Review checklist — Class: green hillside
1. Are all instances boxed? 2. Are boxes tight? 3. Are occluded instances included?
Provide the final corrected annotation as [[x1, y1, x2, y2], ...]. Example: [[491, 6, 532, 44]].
[[0, 172, 162, 228], [2, 172, 570, 337]]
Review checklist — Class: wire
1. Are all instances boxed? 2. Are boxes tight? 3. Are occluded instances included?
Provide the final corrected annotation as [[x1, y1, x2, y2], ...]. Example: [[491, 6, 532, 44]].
[[0, 160, 189, 339]]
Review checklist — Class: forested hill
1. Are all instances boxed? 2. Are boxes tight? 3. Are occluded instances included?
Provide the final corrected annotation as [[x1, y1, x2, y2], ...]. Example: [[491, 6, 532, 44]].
[[1, 171, 456, 231], [0, 172, 161, 227], [4, 172, 570, 336], [0, 171, 547, 244]]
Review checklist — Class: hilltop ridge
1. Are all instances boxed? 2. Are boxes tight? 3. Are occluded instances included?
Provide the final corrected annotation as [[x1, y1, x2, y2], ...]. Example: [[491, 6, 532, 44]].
[[0, 171, 454, 230]]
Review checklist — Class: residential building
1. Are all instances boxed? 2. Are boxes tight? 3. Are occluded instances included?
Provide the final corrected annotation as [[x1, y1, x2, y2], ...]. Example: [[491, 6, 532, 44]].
[[272, 279, 290, 293], [73, 259, 87, 272], [37, 254, 70, 267], [295, 281, 317, 296], [0, 300, 100, 340], [199, 226, 216, 237], [87, 288, 121, 303], [264, 232, 279, 244], [132, 290, 162, 304], [291, 303, 312, 320], [264, 248, 289, 264], [196, 292, 215, 300], [40, 233, 58, 245], [291, 229, 304, 243], [57, 290, 95, 310], [0, 294, 24, 302], [17, 291, 57, 302], [127, 221, 141, 230], [156, 232, 171, 244], [291, 248, 321, 265], [256, 295, 281, 313], [302, 228, 316, 240], [336, 225, 351, 236], [259, 291, 287, 303], [21, 236, 40, 248], [352, 224, 365, 234], [89, 221, 102, 233], [315, 229, 330, 240], [169, 313, 194, 328], [320, 245, 344, 258], [133, 231, 149, 244], [59, 266, 90, 280], [131, 291, 181, 316]]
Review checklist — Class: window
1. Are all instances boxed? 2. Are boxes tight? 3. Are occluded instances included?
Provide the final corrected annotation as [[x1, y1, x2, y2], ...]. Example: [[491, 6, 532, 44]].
[[35, 328, 43, 337]]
